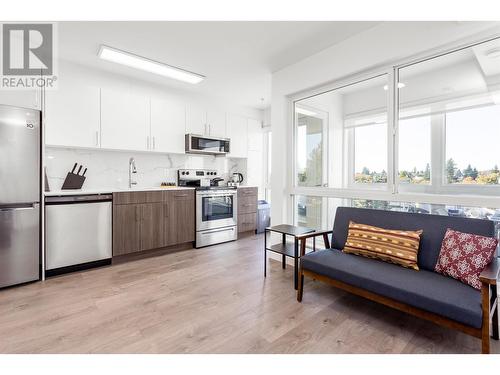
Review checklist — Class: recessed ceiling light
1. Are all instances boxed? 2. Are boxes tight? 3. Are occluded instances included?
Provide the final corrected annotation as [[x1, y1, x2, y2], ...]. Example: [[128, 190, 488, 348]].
[[485, 48, 500, 59], [295, 107, 317, 116], [98, 45, 205, 84], [383, 82, 406, 91]]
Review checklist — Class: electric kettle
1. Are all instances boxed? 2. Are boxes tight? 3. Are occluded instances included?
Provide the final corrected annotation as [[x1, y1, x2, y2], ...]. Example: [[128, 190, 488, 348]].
[[232, 173, 244, 184]]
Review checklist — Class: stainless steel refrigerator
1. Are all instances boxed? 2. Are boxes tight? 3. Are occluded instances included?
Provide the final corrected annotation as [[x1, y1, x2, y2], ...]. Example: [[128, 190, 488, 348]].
[[0, 104, 40, 288]]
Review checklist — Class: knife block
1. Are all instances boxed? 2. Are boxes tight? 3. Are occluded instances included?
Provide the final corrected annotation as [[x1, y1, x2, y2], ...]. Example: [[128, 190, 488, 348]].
[[61, 172, 86, 190]]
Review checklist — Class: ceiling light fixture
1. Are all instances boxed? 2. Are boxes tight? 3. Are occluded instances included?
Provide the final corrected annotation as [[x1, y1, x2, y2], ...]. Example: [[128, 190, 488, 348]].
[[98, 45, 205, 84], [295, 107, 317, 116], [383, 82, 406, 91]]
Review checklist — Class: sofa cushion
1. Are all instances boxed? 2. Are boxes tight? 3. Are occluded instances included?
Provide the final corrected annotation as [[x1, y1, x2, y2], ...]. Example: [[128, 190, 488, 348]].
[[343, 221, 422, 270], [331, 207, 495, 271], [301, 249, 482, 328], [435, 228, 498, 289]]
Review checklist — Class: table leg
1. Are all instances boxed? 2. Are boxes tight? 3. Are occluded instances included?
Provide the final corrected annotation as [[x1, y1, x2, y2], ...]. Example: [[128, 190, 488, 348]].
[[294, 238, 299, 290], [264, 229, 267, 278], [282, 233, 286, 269]]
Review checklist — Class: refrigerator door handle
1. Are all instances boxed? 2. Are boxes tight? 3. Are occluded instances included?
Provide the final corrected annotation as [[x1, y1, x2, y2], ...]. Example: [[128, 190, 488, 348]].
[[0, 203, 37, 212]]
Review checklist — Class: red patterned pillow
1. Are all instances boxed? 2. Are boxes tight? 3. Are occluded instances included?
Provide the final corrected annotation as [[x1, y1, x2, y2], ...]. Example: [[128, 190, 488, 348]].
[[435, 228, 498, 289]]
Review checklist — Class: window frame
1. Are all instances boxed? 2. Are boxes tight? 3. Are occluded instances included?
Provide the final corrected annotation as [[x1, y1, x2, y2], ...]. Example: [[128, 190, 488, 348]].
[[287, 34, 500, 226]]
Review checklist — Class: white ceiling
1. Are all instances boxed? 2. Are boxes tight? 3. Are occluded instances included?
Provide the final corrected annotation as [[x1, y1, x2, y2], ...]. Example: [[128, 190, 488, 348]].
[[57, 21, 380, 109]]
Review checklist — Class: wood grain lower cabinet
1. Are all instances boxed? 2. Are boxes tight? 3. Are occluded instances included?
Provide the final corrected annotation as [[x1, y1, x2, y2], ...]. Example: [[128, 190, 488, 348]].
[[113, 190, 195, 257], [162, 191, 195, 246], [140, 203, 164, 251], [237, 187, 258, 233], [113, 204, 141, 256], [174, 199, 195, 243]]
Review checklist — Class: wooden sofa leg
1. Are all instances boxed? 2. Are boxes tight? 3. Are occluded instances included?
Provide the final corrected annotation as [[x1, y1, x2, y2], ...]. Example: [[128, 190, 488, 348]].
[[297, 269, 304, 302], [482, 283, 491, 354], [491, 284, 499, 340]]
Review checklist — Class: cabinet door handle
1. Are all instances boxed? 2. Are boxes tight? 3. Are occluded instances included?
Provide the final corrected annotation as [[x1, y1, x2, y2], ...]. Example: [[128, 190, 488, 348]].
[[147, 136, 150, 150], [135, 206, 140, 222], [174, 194, 188, 198], [95, 131, 99, 147], [164, 203, 169, 218], [153, 136, 156, 150]]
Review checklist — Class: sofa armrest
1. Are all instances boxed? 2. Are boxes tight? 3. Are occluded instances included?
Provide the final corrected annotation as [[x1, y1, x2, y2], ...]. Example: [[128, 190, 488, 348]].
[[295, 229, 332, 241], [296, 230, 333, 254], [480, 258, 500, 285]]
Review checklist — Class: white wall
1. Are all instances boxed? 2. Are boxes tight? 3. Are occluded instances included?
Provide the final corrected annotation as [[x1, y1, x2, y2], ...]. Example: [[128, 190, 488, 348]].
[[270, 21, 500, 225]]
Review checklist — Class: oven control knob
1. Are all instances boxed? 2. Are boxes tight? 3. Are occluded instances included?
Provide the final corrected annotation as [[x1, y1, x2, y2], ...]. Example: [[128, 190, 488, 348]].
[[186, 171, 190, 175]]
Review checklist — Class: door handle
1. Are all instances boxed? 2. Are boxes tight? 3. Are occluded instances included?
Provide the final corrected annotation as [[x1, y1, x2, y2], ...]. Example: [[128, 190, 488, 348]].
[[135, 206, 140, 222], [0, 205, 36, 212], [174, 194, 188, 198], [95, 131, 99, 147], [201, 227, 235, 235], [146, 136, 150, 150], [164, 203, 168, 218], [153, 136, 156, 150]]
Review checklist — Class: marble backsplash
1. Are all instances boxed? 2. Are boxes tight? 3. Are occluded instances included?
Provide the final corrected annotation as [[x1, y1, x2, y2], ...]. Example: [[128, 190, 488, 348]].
[[45, 147, 247, 191]]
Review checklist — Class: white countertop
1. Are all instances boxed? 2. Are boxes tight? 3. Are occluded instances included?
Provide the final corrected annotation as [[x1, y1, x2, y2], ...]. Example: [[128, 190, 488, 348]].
[[44, 185, 257, 197], [44, 186, 196, 197]]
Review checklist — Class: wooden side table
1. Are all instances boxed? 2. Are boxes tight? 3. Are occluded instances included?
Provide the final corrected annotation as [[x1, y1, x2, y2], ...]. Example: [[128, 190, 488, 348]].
[[264, 224, 316, 290]]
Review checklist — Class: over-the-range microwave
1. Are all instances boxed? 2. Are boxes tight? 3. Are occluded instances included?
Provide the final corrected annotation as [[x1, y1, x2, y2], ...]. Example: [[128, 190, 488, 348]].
[[185, 134, 230, 155]]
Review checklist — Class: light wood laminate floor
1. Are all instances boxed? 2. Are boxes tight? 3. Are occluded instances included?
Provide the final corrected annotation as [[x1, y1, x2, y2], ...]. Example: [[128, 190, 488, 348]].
[[0, 234, 498, 354]]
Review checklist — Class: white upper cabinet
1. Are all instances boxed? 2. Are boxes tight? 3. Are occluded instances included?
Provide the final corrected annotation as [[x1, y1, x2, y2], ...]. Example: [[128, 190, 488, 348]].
[[206, 109, 226, 138], [247, 118, 263, 151], [100, 88, 150, 151], [226, 114, 248, 158], [45, 85, 100, 148], [186, 105, 207, 136], [186, 106, 227, 138], [150, 97, 186, 153], [0, 90, 41, 111]]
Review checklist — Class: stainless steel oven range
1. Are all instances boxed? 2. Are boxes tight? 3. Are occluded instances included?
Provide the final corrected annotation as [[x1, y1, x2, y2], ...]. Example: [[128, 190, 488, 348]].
[[177, 169, 237, 248]]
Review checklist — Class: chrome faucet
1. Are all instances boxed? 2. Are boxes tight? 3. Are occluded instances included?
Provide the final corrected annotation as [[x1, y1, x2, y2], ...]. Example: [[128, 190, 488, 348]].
[[129, 157, 137, 188]]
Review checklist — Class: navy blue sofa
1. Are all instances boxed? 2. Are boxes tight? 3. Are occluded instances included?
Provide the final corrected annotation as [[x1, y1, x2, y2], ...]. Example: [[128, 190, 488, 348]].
[[296, 207, 499, 353]]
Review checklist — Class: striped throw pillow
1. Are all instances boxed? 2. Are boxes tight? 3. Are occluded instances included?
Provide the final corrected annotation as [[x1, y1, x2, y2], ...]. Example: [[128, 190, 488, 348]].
[[343, 221, 423, 270]]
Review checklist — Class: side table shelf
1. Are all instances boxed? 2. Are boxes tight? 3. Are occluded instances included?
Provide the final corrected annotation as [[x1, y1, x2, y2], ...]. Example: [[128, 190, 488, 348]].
[[264, 224, 316, 290]]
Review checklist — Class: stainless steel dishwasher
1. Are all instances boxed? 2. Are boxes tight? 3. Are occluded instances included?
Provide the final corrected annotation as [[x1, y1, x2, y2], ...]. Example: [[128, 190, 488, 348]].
[[45, 194, 112, 276]]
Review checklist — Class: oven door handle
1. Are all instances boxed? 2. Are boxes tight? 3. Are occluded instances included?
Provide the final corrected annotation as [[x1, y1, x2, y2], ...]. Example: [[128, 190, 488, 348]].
[[200, 227, 236, 235]]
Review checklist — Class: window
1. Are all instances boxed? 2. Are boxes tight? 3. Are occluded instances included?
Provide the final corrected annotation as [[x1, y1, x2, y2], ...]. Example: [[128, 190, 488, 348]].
[[264, 130, 272, 202], [294, 75, 388, 189], [293, 194, 500, 240], [353, 123, 387, 183], [445, 105, 500, 185], [295, 195, 324, 229], [398, 116, 431, 184], [295, 107, 326, 187], [397, 37, 500, 195], [290, 34, 500, 231]]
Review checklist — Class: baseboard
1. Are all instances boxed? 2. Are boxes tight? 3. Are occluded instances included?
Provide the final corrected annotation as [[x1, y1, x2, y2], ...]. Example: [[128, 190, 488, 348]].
[[45, 258, 112, 277], [112, 242, 195, 264]]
